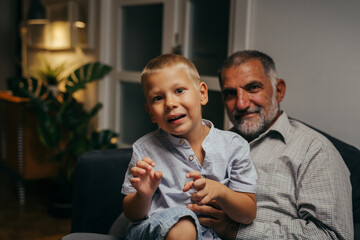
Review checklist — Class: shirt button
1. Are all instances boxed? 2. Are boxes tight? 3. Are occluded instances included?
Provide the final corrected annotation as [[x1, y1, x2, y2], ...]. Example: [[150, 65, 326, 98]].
[[189, 155, 194, 161], [180, 139, 185, 145]]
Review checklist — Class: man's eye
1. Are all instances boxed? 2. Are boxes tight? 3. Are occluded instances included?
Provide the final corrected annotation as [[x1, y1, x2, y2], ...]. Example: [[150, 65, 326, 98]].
[[222, 89, 237, 99], [175, 88, 184, 94], [246, 85, 261, 92], [153, 96, 163, 102]]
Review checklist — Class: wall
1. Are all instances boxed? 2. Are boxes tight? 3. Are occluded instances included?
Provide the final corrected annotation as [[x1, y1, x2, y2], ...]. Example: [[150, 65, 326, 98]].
[[0, 0, 22, 91], [247, 0, 360, 148]]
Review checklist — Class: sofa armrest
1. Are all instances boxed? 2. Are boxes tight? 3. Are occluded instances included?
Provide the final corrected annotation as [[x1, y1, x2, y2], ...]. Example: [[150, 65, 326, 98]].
[[71, 148, 132, 234]]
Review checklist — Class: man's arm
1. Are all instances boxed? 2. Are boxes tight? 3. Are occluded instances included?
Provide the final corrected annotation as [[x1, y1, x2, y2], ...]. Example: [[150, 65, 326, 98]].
[[190, 201, 350, 240], [188, 204, 337, 240], [189, 140, 353, 239]]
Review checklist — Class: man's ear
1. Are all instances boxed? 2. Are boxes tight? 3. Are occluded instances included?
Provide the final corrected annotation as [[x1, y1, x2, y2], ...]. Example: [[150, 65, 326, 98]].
[[145, 103, 156, 123], [199, 82, 209, 106], [275, 78, 286, 103]]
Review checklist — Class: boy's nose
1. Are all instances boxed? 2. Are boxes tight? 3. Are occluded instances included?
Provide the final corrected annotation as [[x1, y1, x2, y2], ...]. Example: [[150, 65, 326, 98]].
[[236, 89, 250, 110], [165, 95, 178, 110]]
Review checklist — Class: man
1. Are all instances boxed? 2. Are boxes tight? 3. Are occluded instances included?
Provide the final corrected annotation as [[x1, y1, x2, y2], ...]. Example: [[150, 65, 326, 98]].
[[63, 50, 353, 240], [187, 50, 353, 239]]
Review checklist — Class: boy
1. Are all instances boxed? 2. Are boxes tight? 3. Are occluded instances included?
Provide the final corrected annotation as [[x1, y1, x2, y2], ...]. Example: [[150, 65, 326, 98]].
[[121, 54, 257, 240]]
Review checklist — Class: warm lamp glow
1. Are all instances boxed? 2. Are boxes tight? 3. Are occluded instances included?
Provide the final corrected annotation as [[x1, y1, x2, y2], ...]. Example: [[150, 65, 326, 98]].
[[45, 21, 71, 50], [23, 1, 89, 49], [27, 19, 48, 25], [75, 21, 86, 29]]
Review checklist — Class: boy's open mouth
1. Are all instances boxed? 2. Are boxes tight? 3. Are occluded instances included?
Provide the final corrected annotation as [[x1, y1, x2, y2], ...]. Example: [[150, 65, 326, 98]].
[[167, 114, 186, 122]]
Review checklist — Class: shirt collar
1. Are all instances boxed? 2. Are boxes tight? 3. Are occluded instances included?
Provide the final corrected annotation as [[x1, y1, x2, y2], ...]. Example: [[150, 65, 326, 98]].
[[161, 119, 214, 148], [250, 112, 292, 145]]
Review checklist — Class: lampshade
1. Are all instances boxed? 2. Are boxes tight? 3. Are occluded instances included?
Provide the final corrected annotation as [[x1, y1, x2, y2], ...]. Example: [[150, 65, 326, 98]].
[[27, 0, 46, 20], [23, 0, 89, 50]]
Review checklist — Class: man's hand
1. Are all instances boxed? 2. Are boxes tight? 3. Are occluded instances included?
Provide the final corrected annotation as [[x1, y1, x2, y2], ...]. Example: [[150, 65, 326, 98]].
[[130, 157, 162, 197], [187, 202, 239, 240]]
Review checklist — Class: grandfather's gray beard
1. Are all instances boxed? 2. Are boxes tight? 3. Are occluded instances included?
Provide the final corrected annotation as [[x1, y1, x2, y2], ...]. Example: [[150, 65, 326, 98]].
[[231, 95, 279, 140]]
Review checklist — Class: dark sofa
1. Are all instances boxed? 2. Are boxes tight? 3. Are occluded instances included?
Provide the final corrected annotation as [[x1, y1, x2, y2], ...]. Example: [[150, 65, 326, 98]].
[[70, 126, 360, 239]]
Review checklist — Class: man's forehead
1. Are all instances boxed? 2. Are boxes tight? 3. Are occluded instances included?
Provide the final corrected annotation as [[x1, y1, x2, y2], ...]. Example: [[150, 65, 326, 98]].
[[222, 65, 267, 86], [225, 60, 264, 74]]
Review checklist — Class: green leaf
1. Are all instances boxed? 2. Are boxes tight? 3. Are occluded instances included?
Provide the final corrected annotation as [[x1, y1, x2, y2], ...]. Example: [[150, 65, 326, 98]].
[[6, 61, 116, 182], [65, 62, 112, 94], [88, 103, 103, 119], [57, 97, 88, 130], [37, 115, 62, 149], [7, 77, 51, 101], [90, 129, 119, 150]]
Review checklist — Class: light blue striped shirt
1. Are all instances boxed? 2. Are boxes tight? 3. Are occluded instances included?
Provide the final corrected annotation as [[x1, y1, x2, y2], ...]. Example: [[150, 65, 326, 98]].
[[121, 119, 257, 217]]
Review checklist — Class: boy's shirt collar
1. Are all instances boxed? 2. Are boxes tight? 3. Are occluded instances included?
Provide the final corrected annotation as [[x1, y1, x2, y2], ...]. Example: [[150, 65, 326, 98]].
[[159, 119, 214, 148]]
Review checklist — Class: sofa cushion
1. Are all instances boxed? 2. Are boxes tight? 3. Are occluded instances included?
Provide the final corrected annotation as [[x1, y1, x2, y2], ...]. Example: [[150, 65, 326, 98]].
[[71, 148, 132, 234]]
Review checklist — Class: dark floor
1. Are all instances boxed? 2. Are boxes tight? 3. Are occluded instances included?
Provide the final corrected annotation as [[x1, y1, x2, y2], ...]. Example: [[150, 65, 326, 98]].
[[0, 169, 71, 240]]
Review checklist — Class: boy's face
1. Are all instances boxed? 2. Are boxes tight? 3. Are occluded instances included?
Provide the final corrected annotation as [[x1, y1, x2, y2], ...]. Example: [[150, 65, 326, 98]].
[[144, 67, 208, 138]]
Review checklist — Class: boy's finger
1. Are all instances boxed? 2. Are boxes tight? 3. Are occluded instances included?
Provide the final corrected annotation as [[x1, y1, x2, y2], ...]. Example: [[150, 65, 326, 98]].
[[192, 178, 206, 190], [153, 170, 163, 180], [197, 195, 211, 205], [131, 167, 146, 176], [130, 177, 140, 184], [142, 157, 156, 167], [191, 190, 206, 201], [182, 181, 194, 192], [136, 160, 153, 171], [186, 171, 202, 180]]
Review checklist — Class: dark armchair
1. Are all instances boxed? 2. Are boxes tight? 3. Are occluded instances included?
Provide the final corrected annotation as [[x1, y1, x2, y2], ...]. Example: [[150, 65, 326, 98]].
[[70, 127, 360, 239], [71, 148, 132, 234]]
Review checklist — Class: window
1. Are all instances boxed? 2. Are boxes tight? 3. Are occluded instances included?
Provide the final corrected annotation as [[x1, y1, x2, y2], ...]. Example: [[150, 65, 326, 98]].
[[121, 4, 163, 71], [99, 0, 242, 146], [119, 82, 158, 144], [186, 0, 230, 76], [184, 0, 230, 130]]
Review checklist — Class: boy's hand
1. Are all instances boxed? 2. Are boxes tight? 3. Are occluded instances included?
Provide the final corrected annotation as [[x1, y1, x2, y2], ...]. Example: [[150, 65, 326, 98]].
[[130, 157, 162, 197], [183, 171, 222, 205]]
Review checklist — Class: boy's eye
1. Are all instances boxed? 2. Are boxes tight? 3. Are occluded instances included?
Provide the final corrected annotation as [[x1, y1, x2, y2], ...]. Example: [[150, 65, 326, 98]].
[[152, 96, 163, 102], [175, 88, 184, 94]]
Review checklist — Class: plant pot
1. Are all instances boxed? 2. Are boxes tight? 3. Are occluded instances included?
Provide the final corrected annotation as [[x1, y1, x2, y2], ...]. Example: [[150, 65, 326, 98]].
[[48, 178, 73, 218]]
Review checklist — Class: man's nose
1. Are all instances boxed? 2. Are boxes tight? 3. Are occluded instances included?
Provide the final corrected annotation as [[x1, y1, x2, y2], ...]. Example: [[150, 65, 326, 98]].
[[236, 89, 250, 110]]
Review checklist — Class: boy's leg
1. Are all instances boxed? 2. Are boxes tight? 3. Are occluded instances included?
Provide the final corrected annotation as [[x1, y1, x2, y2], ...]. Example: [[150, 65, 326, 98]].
[[62, 233, 119, 240], [126, 207, 202, 240], [165, 216, 197, 240]]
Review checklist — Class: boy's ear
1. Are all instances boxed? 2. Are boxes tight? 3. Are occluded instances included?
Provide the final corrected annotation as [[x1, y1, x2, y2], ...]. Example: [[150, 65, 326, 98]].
[[145, 103, 156, 123], [199, 82, 208, 106]]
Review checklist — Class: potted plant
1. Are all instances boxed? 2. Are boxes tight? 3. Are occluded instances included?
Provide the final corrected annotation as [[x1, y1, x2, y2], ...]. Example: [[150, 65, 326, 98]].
[[7, 61, 118, 217]]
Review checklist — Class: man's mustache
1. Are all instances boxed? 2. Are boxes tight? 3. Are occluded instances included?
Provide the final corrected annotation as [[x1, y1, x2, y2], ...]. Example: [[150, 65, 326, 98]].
[[232, 107, 261, 120]]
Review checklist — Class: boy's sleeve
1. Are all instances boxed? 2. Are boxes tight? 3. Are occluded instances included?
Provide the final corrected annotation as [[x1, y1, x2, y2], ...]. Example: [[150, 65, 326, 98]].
[[228, 136, 257, 193], [121, 147, 140, 195]]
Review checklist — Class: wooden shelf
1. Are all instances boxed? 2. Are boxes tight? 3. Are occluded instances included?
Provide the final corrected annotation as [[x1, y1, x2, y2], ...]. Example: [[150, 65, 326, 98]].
[[0, 91, 60, 204]]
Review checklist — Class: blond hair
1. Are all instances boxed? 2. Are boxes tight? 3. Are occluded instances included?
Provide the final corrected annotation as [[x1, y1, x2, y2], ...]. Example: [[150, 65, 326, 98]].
[[141, 54, 200, 93]]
